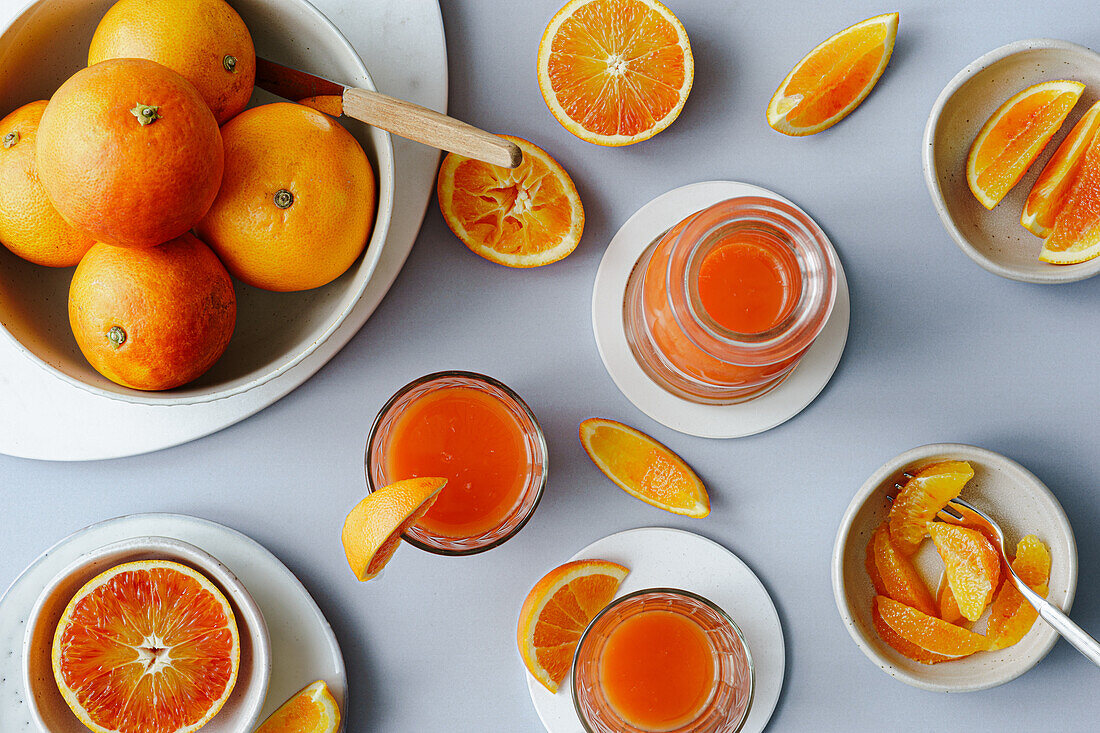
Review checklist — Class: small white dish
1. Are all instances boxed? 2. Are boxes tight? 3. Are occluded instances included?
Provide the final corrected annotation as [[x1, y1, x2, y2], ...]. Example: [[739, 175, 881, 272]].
[[591, 180, 850, 439], [526, 527, 784, 733], [832, 443, 1078, 692], [23, 536, 271, 732], [923, 38, 1100, 283]]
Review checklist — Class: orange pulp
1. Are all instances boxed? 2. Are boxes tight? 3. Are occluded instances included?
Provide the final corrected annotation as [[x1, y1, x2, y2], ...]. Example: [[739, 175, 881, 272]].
[[385, 386, 528, 538], [599, 610, 717, 731], [697, 236, 802, 334]]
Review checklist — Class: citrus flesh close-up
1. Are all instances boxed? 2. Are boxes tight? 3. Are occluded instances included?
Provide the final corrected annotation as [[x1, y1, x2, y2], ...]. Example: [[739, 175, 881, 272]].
[[255, 680, 342, 733]]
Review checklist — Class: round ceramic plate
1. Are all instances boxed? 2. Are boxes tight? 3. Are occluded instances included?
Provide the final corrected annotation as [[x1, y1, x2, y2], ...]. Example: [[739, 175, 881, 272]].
[[526, 527, 785, 733], [0, 513, 346, 731], [591, 180, 850, 439]]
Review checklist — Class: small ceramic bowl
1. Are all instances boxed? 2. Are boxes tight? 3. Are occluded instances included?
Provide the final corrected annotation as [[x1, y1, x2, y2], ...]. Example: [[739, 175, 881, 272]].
[[23, 536, 272, 732], [923, 38, 1100, 283], [832, 443, 1077, 692], [0, 0, 395, 404]]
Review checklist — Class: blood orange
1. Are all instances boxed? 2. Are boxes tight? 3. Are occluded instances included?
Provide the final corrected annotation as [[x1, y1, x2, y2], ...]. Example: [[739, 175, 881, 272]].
[[52, 560, 240, 733]]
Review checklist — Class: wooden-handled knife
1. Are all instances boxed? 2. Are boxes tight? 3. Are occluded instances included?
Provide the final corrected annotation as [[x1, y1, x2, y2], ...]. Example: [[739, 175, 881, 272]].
[[255, 57, 522, 169]]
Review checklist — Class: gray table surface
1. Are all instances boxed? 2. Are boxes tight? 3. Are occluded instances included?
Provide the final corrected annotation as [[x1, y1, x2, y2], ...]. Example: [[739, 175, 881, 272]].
[[3, 1, 1100, 730]]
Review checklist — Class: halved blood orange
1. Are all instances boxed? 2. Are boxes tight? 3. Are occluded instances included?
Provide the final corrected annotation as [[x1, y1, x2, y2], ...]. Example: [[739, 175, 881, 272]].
[[767, 13, 898, 136], [967, 80, 1084, 209], [1041, 128, 1100, 265], [1022, 100, 1100, 237], [987, 535, 1051, 650], [887, 460, 974, 556], [875, 595, 991, 657], [929, 523, 1000, 622], [537, 0, 693, 146], [437, 136, 584, 268], [517, 559, 629, 692], [52, 560, 239, 733], [255, 680, 341, 733], [342, 477, 446, 581]]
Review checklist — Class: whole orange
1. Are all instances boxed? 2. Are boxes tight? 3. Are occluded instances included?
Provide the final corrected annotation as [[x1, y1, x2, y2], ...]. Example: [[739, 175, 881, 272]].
[[89, 0, 256, 125], [196, 102, 376, 292], [0, 100, 95, 267], [69, 233, 236, 391], [37, 58, 223, 249]]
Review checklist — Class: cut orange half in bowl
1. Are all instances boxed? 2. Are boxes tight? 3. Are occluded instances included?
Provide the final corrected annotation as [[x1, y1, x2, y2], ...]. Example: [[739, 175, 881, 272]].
[[1022, 100, 1100, 238], [342, 476, 446, 581], [537, 0, 693, 146], [966, 79, 1084, 210], [1041, 128, 1100, 265], [767, 12, 899, 136], [255, 680, 341, 733], [579, 417, 709, 518]]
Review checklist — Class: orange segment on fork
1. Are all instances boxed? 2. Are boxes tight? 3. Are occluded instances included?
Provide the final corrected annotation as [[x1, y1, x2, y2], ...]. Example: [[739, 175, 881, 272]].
[[887, 460, 974, 556]]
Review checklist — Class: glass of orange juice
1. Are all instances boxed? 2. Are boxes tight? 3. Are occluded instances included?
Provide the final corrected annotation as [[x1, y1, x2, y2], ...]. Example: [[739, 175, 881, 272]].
[[623, 196, 837, 404], [572, 588, 753, 733], [365, 371, 547, 555]]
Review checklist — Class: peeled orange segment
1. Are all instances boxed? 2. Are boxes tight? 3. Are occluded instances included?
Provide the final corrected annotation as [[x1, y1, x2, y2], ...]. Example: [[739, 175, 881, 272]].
[[255, 680, 341, 733], [342, 477, 446, 581], [1022, 100, 1100, 237], [928, 523, 1000, 622], [517, 559, 629, 692], [52, 560, 239, 733], [966, 80, 1085, 209], [868, 524, 936, 617], [988, 535, 1051, 650], [1041, 128, 1100, 264], [872, 597, 957, 665], [875, 595, 991, 657], [766, 12, 898, 136], [936, 573, 964, 625], [887, 460, 974, 556], [537, 0, 693, 146], [437, 136, 584, 268], [579, 417, 710, 518]]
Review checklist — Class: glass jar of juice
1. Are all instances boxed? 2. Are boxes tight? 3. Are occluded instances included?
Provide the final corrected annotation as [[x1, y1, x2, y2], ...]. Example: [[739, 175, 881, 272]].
[[623, 196, 838, 404], [572, 588, 753, 733], [365, 371, 547, 555]]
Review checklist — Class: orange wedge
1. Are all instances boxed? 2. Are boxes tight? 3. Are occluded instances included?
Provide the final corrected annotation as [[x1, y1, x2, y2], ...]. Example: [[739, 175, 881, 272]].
[[437, 136, 584, 268], [537, 0, 693, 146], [767, 13, 898, 136], [887, 460, 974, 556], [517, 559, 629, 692], [875, 596, 991, 657], [929, 523, 1000, 622], [579, 417, 709, 518], [1022, 100, 1100, 237], [987, 535, 1051, 650], [1041, 128, 1100, 264], [967, 80, 1084, 209], [341, 477, 446, 581], [255, 680, 341, 733]]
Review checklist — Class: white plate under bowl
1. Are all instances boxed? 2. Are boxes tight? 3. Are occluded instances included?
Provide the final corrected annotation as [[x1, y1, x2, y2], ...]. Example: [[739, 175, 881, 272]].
[[526, 527, 785, 733], [832, 443, 1077, 692], [0, 513, 346, 731], [0, 0, 395, 404], [923, 38, 1100, 284]]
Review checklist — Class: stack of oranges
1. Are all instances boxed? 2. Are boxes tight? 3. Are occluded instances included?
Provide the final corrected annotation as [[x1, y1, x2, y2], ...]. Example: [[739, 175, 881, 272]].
[[0, 0, 376, 392]]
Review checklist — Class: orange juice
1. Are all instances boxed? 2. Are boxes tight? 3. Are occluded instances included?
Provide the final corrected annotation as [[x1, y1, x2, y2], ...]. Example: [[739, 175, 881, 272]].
[[598, 610, 717, 731], [384, 386, 528, 538], [696, 235, 802, 334]]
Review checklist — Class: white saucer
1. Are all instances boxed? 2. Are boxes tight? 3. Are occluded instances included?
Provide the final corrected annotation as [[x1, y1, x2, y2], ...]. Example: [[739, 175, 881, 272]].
[[0, 513, 346, 732], [591, 180, 850, 439], [526, 527, 785, 733]]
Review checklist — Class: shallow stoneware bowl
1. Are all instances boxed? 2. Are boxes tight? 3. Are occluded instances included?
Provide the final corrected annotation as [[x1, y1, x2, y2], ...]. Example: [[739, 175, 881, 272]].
[[0, 0, 395, 404], [832, 443, 1077, 692], [22, 536, 272, 732], [923, 38, 1100, 284]]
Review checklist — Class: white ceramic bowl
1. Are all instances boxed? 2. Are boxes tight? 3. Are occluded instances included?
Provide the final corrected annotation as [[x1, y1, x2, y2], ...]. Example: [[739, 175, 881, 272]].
[[832, 443, 1077, 692], [0, 0, 395, 404], [23, 535, 272, 732], [923, 39, 1100, 284]]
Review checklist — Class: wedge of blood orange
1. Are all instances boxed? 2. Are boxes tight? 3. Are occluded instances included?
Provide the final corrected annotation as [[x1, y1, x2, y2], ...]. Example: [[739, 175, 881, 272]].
[[1022, 100, 1100, 237], [767, 13, 899, 136], [537, 0, 693, 146], [52, 560, 239, 733], [966, 80, 1084, 209], [255, 680, 341, 733], [342, 477, 446, 581], [437, 136, 584, 268], [1041, 127, 1100, 265]]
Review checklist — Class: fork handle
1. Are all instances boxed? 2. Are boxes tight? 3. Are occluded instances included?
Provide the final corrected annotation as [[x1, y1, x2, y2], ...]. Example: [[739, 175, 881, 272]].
[[1016, 580, 1100, 667]]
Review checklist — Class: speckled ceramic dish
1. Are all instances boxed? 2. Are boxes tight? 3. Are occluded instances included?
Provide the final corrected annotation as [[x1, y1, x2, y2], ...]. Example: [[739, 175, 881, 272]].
[[924, 38, 1100, 283], [832, 443, 1077, 692]]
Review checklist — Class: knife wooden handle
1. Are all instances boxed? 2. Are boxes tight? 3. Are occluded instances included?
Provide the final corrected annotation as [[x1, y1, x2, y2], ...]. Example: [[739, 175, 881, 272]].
[[342, 88, 522, 168]]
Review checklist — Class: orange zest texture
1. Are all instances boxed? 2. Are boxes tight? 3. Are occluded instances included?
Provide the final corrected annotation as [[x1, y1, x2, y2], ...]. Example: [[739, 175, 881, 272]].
[[887, 460, 974, 556], [342, 477, 447, 581], [255, 680, 341, 733]]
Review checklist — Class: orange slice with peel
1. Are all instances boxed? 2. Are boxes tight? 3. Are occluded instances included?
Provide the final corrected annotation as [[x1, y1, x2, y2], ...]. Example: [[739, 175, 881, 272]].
[[52, 560, 239, 733], [967, 80, 1084, 209], [437, 136, 584, 268], [1041, 128, 1100, 264], [1022, 100, 1100, 237], [537, 0, 693, 146], [342, 477, 446, 581], [987, 535, 1051, 650], [875, 595, 991, 657], [517, 559, 629, 692], [255, 680, 341, 733], [579, 417, 709, 518], [929, 523, 1000, 622], [887, 460, 973, 556], [767, 13, 898, 136], [868, 523, 936, 617]]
